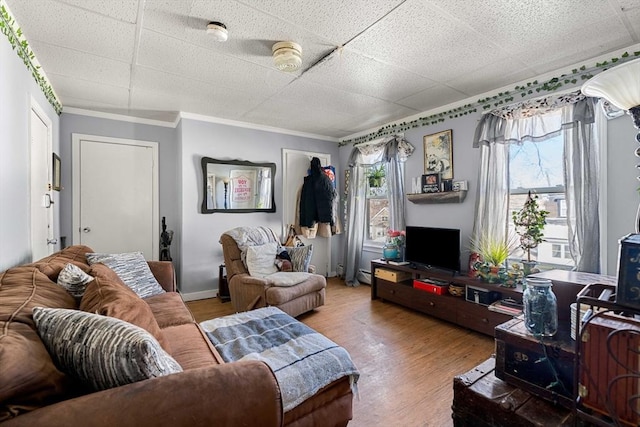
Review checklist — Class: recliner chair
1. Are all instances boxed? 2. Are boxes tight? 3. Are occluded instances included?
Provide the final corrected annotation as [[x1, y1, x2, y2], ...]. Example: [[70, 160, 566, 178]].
[[220, 228, 326, 317]]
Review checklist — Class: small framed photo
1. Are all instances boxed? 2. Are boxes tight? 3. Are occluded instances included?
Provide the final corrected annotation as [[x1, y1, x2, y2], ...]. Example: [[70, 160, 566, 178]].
[[52, 153, 61, 191], [424, 129, 453, 180], [421, 173, 441, 193]]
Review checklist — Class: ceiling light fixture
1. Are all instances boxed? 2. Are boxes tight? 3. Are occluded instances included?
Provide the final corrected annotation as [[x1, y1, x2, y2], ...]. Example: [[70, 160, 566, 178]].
[[272, 41, 302, 72], [582, 57, 640, 231], [206, 21, 228, 42]]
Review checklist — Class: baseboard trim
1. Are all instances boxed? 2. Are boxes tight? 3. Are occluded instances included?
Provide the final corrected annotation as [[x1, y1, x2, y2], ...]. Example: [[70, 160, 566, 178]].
[[181, 289, 218, 302]]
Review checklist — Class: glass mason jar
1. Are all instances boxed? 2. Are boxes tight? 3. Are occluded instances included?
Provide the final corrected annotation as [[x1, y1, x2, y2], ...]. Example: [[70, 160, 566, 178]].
[[523, 277, 558, 337]]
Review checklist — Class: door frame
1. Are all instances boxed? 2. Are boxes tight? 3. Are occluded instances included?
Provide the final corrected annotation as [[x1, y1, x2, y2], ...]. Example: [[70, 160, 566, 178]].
[[29, 97, 54, 259], [72, 133, 159, 259]]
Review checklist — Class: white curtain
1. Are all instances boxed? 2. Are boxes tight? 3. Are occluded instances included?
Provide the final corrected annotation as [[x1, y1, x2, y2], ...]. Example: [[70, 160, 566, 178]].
[[343, 136, 414, 286], [472, 91, 601, 273]]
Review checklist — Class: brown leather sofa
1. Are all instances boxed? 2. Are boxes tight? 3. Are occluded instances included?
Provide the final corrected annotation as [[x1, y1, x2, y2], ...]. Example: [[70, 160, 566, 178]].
[[0, 245, 353, 426], [221, 232, 326, 317]]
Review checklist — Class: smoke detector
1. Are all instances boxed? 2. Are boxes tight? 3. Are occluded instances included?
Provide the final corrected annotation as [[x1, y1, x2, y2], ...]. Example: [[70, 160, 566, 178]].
[[206, 22, 228, 42], [272, 41, 302, 72]]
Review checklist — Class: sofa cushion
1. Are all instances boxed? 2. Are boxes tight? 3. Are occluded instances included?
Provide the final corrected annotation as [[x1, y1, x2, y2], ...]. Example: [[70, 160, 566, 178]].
[[144, 292, 194, 328], [86, 252, 164, 298], [286, 245, 313, 272], [33, 245, 94, 271], [161, 323, 224, 369], [246, 242, 279, 278], [57, 263, 93, 299], [0, 265, 80, 422], [33, 307, 183, 392], [80, 263, 170, 352]]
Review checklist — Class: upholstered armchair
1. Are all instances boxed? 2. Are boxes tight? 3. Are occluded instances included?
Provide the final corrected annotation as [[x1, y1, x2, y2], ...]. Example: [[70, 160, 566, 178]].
[[220, 227, 326, 318]]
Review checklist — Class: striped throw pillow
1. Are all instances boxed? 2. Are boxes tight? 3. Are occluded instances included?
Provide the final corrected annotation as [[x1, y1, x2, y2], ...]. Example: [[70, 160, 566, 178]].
[[33, 307, 182, 391], [86, 252, 164, 298], [285, 245, 313, 272], [57, 263, 93, 299]]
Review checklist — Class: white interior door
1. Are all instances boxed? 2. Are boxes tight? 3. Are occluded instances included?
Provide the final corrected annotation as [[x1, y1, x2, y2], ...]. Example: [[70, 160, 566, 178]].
[[30, 103, 53, 261], [72, 134, 159, 259], [282, 149, 332, 276]]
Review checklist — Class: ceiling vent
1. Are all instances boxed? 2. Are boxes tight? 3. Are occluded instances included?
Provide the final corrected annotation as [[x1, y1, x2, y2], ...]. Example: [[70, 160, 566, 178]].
[[272, 41, 302, 72]]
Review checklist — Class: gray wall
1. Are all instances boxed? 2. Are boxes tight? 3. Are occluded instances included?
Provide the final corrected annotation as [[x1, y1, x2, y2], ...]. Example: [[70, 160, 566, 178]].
[[0, 35, 60, 270], [342, 107, 637, 277], [179, 118, 339, 294]]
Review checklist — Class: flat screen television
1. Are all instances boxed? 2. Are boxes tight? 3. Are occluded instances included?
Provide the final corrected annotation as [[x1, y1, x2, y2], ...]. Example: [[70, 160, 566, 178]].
[[404, 226, 461, 273]]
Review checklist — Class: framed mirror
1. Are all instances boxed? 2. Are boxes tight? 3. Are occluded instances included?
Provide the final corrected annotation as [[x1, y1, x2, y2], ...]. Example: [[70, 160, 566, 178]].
[[201, 157, 276, 213]]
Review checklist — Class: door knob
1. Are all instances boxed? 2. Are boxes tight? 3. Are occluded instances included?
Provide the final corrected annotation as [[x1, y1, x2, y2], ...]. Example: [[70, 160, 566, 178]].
[[83, 227, 91, 233]]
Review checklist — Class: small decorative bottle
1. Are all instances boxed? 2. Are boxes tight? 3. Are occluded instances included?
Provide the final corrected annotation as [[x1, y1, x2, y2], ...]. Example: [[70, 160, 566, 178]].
[[523, 278, 558, 336]]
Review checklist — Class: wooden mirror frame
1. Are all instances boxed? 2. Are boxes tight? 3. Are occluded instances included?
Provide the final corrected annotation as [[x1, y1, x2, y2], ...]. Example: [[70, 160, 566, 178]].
[[201, 157, 276, 213]]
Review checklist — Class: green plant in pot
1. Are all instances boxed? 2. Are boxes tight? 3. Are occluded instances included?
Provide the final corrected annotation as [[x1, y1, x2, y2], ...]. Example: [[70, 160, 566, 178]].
[[367, 164, 385, 188], [469, 232, 518, 284], [512, 191, 549, 276]]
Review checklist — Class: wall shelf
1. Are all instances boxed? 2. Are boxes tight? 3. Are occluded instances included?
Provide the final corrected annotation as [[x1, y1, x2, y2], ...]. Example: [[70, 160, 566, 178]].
[[406, 190, 467, 204]]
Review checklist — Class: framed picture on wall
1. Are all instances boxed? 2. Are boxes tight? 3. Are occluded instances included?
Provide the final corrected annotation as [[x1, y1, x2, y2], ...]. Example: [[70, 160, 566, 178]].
[[52, 153, 62, 191], [424, 129, 453, 180]]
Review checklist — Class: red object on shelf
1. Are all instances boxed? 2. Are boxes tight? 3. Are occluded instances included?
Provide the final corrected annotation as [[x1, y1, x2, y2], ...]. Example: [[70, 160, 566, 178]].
[[413, 279, 448, 295]]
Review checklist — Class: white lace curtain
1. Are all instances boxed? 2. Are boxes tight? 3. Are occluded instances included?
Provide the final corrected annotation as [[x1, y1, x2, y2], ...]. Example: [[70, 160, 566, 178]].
[[472, 91, 601, 273], [343, 136, 414, 286]]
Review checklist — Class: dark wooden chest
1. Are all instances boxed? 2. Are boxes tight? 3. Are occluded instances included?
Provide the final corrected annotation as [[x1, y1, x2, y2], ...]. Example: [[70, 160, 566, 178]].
[[495, 317, 575, 408], [579, 313, 640, 426], [452, 357, 575, 427]]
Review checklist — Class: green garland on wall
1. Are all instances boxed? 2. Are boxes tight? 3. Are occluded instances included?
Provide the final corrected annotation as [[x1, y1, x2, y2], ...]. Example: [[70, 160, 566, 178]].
[[0, 3, 62, 115], [339, 51, 640, 146]]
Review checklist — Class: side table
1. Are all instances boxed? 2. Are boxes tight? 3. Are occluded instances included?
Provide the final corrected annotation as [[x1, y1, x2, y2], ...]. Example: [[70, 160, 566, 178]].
[[218, 264, 230, 302]]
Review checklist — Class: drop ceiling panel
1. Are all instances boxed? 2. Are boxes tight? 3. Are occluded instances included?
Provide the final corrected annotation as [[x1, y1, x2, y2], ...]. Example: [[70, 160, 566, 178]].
[[428, 0, 619, 55], [347, 0, 509, 82], [271, 79, 416, 118], [396, 84, 468, 112], [30, 41, 131, 89], [240, 0, 405, 43], [6, 0, 136, 62], [445, 57, 536, 97], [515, 16, 635, 74], [50, 74, 131, 107], [242, 97, 359, 136], [303, 47, 437, 102], [58, 0, 140, 23], [131, 67, 267, 119]]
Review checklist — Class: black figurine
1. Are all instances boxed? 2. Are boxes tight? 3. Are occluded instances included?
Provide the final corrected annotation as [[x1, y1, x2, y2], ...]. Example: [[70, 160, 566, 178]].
[[160, 217, 173, 261]]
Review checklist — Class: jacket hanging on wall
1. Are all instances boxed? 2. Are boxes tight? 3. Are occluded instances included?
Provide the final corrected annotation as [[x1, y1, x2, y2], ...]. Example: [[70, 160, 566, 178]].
[[299, 157, 336, 229]]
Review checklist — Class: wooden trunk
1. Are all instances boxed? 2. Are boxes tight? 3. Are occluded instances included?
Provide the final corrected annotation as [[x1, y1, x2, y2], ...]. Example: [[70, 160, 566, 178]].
[[579, 314, 640, 426], [495, 317, 575, 408], [452, 357, 575, 426]]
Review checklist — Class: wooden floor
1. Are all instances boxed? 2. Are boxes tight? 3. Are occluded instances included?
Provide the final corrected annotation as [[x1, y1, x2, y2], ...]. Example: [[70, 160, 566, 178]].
[[187, 277, 495, 427]]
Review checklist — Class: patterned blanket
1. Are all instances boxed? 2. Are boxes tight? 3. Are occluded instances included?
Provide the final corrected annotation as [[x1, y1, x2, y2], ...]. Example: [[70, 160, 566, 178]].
[[200, 307, 359, 412]]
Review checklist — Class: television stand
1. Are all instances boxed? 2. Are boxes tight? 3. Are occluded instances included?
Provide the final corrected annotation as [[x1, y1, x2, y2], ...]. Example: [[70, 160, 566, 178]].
[[371, 259, 519, 337]]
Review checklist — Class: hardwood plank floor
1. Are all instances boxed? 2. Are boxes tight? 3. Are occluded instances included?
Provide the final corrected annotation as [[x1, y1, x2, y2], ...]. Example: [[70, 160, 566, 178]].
[[187, 277, 495, 426]]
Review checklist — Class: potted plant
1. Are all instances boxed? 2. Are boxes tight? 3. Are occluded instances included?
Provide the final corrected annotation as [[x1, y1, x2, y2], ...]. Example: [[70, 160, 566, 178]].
[[469, 232, 518, 284], [512, 191, 549, 275], [367, 164, 385, 188]]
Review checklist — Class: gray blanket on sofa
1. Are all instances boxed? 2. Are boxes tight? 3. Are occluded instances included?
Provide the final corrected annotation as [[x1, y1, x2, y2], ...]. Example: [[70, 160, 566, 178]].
[[200, 307, 359, 412]]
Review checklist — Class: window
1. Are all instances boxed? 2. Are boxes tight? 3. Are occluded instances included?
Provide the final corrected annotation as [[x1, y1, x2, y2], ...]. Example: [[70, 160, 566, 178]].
[[508, 135, 574, 270], [366, 163, 389, 243]]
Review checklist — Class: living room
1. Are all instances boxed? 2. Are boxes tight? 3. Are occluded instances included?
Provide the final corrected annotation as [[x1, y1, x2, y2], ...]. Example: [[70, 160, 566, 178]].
[[1, 1, 640, 426]]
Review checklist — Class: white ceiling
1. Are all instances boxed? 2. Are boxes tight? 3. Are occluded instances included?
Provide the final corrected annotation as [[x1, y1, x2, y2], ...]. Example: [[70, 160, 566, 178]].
[[6, 0, 640, 140]]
